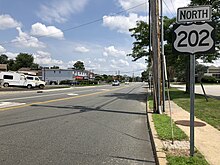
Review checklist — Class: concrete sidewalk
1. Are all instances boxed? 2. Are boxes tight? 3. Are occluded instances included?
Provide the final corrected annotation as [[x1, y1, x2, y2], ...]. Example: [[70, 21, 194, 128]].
[[164, 101, 220, 165]]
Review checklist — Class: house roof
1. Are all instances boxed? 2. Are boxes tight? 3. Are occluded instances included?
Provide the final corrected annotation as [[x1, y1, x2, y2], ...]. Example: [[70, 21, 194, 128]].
[[18, 67, 32, 71]]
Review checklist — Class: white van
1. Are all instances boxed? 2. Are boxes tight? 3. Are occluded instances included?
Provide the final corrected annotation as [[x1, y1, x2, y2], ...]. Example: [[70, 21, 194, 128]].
[[0, 71, 46, 89]]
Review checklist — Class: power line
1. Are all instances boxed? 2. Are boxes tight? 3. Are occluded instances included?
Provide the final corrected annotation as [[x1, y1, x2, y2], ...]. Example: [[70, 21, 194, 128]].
[[170, 0, 176, 14], [162, 0, 175, 18], [0, 2, 147, 46]]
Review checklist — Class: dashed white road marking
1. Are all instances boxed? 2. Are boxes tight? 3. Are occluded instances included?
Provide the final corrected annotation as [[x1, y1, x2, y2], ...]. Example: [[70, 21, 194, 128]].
[[99, 89, 110, 91], [0, 102, 26, 108], [67, 93, 79, 96]]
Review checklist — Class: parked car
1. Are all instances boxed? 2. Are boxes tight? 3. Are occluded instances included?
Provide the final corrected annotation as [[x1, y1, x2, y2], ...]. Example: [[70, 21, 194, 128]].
[[112, 80, 120, 86]]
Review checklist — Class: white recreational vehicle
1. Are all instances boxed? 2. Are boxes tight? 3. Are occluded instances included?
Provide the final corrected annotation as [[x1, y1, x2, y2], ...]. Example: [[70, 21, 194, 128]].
[[0, 71, 46, 89]]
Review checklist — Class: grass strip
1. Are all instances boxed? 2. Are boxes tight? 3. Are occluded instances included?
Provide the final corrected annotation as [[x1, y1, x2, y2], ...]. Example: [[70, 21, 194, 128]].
[[167, 151, 209, 165], [148, 93, 209, 164], [169, 88, 220, 130], [152, 114, 188, 141]]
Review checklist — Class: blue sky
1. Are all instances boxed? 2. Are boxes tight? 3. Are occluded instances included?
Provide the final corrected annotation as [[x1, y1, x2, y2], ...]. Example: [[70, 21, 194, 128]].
[[3, 0, 217, 76]]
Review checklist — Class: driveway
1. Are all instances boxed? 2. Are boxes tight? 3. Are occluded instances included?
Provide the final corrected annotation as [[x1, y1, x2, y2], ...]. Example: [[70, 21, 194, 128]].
[[171, 84, 220, 99]]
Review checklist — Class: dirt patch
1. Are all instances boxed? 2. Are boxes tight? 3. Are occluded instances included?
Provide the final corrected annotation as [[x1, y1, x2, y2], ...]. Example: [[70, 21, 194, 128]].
[[166, 149, 190, 157]]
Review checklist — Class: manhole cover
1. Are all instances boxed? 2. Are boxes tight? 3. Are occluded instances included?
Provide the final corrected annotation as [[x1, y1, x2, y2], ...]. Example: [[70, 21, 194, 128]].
[[175, 120, 206, 127]]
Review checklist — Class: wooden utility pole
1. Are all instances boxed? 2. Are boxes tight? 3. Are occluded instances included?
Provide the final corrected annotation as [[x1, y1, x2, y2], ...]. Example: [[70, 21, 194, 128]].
[[150, 0, 161, 113]]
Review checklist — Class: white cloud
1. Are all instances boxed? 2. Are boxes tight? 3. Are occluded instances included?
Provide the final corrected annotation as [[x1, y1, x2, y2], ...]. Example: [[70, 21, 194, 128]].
[[131, 61, 146, 69], [94, 58, 106, 63], [12, 27, 45, 48], [162, 0, 191, 16], [0, 14, 21, 30], [74, 46, 90, 53], [118, 0, 147, 13], [117, 0, 190, 16], [37, 0, 89, 23], [0, 45, 6, 53], [111, 59, 129, 67], [5, 52, 18, 59], [103, 46, 126, 57], [30, 22, 64, 39], [33, 51, 63, 65], [197, 59, 220, 67], [68, 60, 85, 66], [103, 13, 147, 34]]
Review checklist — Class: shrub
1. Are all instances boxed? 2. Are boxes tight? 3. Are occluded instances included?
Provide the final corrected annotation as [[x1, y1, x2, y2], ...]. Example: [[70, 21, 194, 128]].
[[201, 76, 217, 83]]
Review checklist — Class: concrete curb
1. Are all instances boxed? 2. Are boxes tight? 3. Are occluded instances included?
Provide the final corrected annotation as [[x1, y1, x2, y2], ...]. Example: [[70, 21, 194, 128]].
[[147, 101, 167, 165]]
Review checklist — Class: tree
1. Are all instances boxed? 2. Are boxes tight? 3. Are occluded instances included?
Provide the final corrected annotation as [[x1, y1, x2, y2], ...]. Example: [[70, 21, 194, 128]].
[[50, 65, 59, 69], [30, 63, 40, 70], [95, 75, 103, 81], [0, 54, 8, 64], [73, 61, 85, 70], [127, 21, 150, 61], [195, 63, 208, 82], [7, 59, 16, 71], [141, 70, 149, 82], [15, 53, 34, 70]]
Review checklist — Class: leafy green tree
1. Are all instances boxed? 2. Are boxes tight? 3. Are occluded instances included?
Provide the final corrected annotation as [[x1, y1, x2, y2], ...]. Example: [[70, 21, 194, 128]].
[[128, 21, 150, 61], [102, 74, 108, 81], [195, 63, 208, 82], [50, 65, 59, 69], [107, 75, 114, 83], [7, 59, 16, 71], [15, 53, 34, 70], [0, 54, 8, 64], [95, 75, 103, 81], [30, 63, 40, 70], [73, 61, 85, 70], [141, 70, 149, 81]]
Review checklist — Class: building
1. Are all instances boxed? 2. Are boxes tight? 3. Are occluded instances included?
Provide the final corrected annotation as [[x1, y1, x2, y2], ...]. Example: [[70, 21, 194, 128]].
[[18, 67, 38, 76], [41, 69, 95, 84], [42, 69, 73, 84], [0, 64, 7, 71], [74, 70, 95, 80], [204, 66, 220, 79]]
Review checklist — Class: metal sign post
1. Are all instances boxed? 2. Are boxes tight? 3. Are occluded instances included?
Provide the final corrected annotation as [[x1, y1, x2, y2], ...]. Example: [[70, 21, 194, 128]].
[[190, 54, 195, 156]]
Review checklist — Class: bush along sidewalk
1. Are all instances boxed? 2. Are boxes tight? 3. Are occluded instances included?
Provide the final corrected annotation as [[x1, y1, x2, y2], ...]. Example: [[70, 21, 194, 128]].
[[152, 113, 209, 165]]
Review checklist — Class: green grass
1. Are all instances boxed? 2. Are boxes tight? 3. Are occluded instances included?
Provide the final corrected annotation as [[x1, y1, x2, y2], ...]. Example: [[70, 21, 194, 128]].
[[148, 95, 153, 110], [167, 151, 209, 165], [148, 92, 209, 165], [169, 88, 220, 130], [152, 114, 188, 141]]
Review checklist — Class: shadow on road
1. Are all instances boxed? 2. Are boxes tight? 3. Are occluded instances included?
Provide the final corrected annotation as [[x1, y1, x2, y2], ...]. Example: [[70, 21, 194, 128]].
[[103, 92, 147, 103], [0, 105, 149, 142]]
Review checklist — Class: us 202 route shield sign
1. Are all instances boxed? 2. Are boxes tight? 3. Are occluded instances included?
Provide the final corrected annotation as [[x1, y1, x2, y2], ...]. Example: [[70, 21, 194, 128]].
[[172, 22, 215, 54]]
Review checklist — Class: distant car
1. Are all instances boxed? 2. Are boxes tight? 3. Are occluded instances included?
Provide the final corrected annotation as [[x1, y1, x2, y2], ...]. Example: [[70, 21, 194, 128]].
[[112, 80, 120, 86], [125, 81, 129, 85]]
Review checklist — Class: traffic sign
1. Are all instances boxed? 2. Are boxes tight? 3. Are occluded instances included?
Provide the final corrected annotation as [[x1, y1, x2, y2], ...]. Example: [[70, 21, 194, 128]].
[[177, 6, 211, 23], [172, 22, 215, 54]]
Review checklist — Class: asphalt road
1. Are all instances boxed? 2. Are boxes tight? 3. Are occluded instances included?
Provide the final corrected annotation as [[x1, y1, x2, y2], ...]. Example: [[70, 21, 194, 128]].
[[0, 83, 156, 165]]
